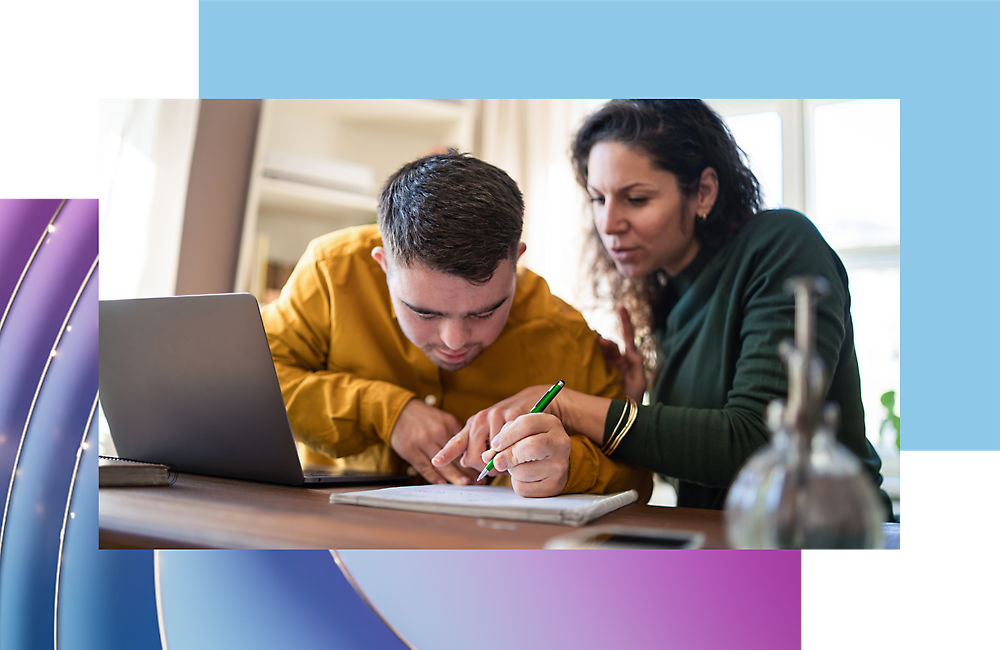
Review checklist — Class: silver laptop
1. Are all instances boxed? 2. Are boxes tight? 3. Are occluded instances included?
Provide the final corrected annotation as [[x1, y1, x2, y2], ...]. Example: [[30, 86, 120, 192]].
[[99, 293, 410, 487]]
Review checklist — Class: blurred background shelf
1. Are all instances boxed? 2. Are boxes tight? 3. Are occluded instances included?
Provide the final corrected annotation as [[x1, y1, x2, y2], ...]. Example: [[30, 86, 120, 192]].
[[236, 99, 476, 303], [257, 176, 377, 215]]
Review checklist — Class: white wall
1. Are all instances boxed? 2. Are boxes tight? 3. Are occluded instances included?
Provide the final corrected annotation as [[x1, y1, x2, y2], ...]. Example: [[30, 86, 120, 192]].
[[99, 99, 200, 300]]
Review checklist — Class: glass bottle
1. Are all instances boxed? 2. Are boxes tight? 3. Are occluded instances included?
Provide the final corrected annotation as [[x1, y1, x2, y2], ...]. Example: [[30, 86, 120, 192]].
[[724, 277, 884, 549]]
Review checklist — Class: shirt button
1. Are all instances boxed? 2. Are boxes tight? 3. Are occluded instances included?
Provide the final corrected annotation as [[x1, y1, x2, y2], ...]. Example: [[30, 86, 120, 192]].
[[424, 394, 437, 407]]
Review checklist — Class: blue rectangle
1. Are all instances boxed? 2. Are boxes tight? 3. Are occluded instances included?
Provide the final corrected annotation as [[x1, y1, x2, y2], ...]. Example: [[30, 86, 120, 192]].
[[200, 0, 1000, 450]]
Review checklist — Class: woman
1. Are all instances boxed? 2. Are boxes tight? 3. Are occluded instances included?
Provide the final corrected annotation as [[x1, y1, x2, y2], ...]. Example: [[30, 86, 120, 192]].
[[435, 99, 890, 515]]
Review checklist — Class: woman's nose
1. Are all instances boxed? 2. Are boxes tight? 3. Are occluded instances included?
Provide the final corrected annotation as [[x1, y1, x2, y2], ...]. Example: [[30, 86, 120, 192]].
[[598, 199, 627, 235], [439, 318, 470, 350]]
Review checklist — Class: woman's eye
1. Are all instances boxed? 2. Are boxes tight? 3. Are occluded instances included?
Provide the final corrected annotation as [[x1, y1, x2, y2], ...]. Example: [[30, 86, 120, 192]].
[[590, 196, 605, 205], [628, 197, 648, 205]]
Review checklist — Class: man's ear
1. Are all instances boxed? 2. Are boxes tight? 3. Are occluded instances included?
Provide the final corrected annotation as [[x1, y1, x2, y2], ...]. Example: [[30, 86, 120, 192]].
[[371, 246, 389, 274], [515, 241, 527, 263]]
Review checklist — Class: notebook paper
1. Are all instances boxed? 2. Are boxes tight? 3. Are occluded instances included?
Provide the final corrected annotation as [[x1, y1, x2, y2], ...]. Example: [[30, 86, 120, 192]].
[[329, 484, 637, 526]]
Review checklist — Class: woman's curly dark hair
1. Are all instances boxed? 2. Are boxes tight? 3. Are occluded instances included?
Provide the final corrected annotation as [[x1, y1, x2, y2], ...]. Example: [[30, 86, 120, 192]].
[[571, 100, 762, 373]]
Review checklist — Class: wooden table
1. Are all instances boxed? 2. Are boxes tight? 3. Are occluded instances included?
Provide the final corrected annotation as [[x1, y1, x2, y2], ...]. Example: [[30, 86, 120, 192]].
[[99, 473, 729, 549]]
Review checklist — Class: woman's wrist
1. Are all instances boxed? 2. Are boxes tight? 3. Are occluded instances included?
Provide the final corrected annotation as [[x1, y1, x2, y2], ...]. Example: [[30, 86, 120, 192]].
[[554, 388, 612, 446]]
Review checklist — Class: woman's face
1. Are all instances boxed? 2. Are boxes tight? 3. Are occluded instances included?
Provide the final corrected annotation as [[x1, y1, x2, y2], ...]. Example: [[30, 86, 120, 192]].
[[587, 140, 705, 278]]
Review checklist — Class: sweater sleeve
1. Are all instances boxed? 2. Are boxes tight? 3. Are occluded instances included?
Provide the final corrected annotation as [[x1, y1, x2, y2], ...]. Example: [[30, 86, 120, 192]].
[[261, 242, 416, 460], [603, 215, 850, 488]]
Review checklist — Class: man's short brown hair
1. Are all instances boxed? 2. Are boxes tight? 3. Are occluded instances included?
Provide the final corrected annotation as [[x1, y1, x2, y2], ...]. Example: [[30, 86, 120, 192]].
[[377, 151, 524, 284]]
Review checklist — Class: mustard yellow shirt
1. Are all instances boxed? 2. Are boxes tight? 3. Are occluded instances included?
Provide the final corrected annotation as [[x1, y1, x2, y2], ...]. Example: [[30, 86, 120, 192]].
[[261, 224, 650, 496]]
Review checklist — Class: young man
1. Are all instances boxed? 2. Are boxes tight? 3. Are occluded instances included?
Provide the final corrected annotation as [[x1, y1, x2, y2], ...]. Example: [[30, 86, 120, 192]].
[[261, 152, 649, 497]]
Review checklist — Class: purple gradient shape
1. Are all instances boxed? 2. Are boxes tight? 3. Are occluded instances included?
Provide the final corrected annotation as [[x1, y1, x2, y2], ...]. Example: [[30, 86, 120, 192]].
[[0, 268, 99, 647], [0, 199, 98, 517], [338, 549, 800, 650], [0, 199, 64, 315]]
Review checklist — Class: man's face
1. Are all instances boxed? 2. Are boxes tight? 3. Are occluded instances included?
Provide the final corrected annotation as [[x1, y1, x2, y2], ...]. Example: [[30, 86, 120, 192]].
[[373, 246, 523, 371]]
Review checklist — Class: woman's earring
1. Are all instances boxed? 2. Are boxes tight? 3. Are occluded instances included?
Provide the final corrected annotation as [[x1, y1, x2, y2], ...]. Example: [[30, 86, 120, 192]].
[[697, 212, 707, 221]]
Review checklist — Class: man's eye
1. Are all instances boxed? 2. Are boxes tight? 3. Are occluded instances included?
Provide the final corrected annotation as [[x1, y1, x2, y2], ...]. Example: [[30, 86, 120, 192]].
[[415, 313, 438, 321], [472, 310, 496, 321]]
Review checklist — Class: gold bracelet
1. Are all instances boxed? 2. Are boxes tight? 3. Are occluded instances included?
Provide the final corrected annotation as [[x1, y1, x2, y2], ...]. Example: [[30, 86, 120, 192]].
[[602, 398, 635, 455], [612, 399, 638, 454], [602, 397, 638, 456], [605, 399, 629, 450], [602, 399, 628, 455], [605, 399, 637, 455]]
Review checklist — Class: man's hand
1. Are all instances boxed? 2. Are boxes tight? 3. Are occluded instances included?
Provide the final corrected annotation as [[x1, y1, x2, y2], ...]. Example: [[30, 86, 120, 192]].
[[432, 386, 556, 476], [596, 304, 646, 402], [390, 399, 479, 485], [481, 413, 572, 497]]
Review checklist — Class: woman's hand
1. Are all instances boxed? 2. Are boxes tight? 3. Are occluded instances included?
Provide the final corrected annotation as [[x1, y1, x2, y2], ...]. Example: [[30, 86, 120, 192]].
[[482, 413, 572, 497], [596, 304, 646, 402], [432, 385, 558, 476]]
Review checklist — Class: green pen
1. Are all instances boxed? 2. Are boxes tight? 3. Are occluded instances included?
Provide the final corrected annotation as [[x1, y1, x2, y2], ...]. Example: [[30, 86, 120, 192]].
[[477, 380, 565, 482]]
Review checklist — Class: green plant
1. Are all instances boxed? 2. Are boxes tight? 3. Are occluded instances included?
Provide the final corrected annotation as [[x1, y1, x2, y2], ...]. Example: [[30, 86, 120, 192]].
[[880, 390, 900, 450]]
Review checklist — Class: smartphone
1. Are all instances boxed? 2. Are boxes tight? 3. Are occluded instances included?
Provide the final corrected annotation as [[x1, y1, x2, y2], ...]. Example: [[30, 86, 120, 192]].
[[543, 525, 705, 550]]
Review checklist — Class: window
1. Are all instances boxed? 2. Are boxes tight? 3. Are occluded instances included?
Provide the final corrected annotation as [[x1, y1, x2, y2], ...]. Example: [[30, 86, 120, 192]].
[[711, 100, 901, 453], [808, 99, 900, 249], [724, 110, 784, 210]]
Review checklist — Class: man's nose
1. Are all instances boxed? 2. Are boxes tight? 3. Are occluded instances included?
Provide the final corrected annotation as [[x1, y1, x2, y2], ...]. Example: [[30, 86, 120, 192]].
[[439, 318, 470, 350]]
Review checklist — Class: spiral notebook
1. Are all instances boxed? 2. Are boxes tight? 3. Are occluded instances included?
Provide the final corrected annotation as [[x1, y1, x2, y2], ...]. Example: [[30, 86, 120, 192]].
[[329, 485, 638, 526]]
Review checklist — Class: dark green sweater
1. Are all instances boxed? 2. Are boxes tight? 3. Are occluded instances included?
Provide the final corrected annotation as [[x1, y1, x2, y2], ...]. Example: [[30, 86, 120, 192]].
[[603, 210, 888, 512]]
